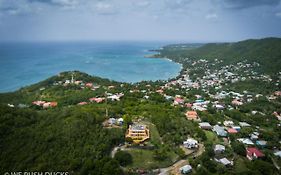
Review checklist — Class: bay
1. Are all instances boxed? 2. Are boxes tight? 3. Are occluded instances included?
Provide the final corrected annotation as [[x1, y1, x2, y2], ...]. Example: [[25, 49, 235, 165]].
[[0, 41, 181, 92]]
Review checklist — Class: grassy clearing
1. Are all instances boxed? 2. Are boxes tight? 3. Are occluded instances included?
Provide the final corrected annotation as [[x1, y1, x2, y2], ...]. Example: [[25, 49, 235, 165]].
[[126, 149, 178, 169], [204, 130, 224, 144], [147, 123, 162, 145], [125, 121, 178, 169]]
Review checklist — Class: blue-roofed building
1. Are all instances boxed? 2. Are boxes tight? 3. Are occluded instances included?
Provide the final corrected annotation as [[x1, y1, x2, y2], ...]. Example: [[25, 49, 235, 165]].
[[213, 125, 227, 137]]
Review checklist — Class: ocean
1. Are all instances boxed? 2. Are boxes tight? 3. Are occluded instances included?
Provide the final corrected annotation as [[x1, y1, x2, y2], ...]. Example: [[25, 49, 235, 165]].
[[0, 41, 181, 92]]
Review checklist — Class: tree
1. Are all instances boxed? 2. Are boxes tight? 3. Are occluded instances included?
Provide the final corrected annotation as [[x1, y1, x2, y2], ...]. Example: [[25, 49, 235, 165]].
[[123, 114, 132, 129], [114, 151, 133, 166], [232, 142, 245, 156], [102, 159, 123, 175], [153, 146, 168, 161]]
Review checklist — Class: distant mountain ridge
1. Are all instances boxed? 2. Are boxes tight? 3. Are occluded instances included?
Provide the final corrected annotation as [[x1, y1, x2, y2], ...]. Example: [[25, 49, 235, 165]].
[[158, 37, 281, 74]]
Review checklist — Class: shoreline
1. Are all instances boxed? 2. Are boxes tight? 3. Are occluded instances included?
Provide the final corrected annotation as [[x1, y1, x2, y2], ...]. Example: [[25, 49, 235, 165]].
[[1, 50, 183, 94]]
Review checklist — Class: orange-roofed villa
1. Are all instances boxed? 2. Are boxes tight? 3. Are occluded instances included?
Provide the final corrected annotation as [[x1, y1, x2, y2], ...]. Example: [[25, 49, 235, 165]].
[[126, 124, 150, 144], [185, 111, 200, 121]]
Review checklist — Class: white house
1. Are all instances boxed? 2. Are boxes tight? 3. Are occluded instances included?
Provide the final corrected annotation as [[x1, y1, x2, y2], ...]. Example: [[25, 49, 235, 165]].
[[180, 165, 192, 174], [214, 144, 225, 154], [183, 138, 198, 149]]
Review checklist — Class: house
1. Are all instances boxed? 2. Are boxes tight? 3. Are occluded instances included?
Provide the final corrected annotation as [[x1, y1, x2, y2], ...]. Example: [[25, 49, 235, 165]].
[[78, 102, 88, 105], [273, 112, 281, 121], [42, 102, 57, 108], [185, 111, 199, 121], [108, 93, 124, 101], [126, 124, 150, 144], [18, 104, 28, 108], [143, 95, 149, 99], [232, 99, 243, 106], [117, 118, 124, 125], [213, 125, 227, 137], [223, 120, 234, 127], [274, 91, 281, 96], [174, 97, 184, 105], [232, 126, 241, 131], [199, 122, 212, 130], [237, 138, 254, 145], [108, 118, 116, 125], [250, 133, 259, 140], [32, 101, 46, 106], [217, 158, 232, 166], [192, 105, 207, 111], [50, 102, 58, 107], [7, 104, 15, 108], [227, 128, 238, 134], [156, 89, 164, 94], [274, 151, 281, 158], [85, 83, 93, 88], [179, 165, 192, 174], [239, 122, 251, 127], [89, 97, 104, 103], [215, 104, 225, 110], [185, 103, 193, 108], [246, 147, 264, 160], [256, 140, 267, 148], [183, 138, 198, 149], [214, 144, 225, 154]]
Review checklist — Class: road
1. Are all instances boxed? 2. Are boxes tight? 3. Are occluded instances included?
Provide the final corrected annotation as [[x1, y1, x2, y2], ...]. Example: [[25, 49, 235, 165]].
[[158, 144, 205, 175]]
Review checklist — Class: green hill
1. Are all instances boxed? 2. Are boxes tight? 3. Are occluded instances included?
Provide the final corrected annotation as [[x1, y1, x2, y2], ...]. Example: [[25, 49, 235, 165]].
[[158, 37, 281, 74]]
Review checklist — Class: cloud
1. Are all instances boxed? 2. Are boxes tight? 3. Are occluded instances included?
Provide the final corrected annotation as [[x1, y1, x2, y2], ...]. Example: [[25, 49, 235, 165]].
[[0, 0, 35, 15], [134, 1, 151, 8], [94, 2, 117, 15], [276, 12, 281, 17], [219, 0, 281, 9], [205, 13, 218, 20], [29, 0, 79, 6], [164, 0, 193, 10]]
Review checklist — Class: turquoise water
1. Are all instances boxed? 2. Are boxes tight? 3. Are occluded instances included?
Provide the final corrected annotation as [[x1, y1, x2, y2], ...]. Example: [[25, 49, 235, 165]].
[[0, 41, 181, 92]]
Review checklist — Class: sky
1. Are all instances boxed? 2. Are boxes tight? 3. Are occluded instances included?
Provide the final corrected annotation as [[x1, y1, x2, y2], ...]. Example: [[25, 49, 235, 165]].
[[0, 0, 281, 42]]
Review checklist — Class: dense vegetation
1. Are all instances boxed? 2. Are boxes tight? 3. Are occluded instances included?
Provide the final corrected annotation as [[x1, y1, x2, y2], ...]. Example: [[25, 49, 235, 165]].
[[1, 37, 281, 174], [157, 37, 281, 74]]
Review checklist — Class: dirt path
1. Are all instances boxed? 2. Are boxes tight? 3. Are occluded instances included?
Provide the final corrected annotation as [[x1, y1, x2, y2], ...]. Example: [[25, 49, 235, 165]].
[[110, 145, 127, 158], [158, 144, 205, 175]]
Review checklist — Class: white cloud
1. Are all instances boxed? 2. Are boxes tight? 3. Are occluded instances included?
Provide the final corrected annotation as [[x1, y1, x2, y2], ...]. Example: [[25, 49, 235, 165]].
[[94, 2, 117, 15], [205, 13, 218, 19], [276, 12, 281, 17], [134, 1, 151, 8]]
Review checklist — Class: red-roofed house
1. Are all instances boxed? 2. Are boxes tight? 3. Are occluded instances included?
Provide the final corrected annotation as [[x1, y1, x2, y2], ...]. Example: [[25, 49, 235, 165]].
[[227, 128, 238, 134], [185, 103, 193, 108], [274, 91, 281, 96], [246, 147, 264, 160], [85, 83, 93, 88], [78, 102, 88, 105], [32, 101, 46, 106], [50, 102, 58, 107], [89, 97, 104, 103], [231, 99, 243, 106], [174, 97, 184, 105], [156, 89, 164, 94]]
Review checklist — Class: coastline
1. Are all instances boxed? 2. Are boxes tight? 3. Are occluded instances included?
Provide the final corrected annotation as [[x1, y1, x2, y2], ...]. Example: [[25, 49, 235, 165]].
[[0, 45, 183, 93], [145, 50, 184, 81]]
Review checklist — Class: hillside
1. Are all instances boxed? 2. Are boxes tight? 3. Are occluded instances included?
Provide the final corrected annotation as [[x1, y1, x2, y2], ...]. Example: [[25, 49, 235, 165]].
[[157, 37, 281, 74], [1, 38, 281, 174]]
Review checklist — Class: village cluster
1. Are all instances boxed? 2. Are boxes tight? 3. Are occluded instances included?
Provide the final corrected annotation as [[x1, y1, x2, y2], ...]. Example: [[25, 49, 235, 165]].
[[5, 61, 281, 174]]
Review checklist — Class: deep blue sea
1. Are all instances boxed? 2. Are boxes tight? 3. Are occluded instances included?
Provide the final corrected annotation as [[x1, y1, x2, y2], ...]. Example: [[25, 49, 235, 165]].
[[0, 41, 181, 92]]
